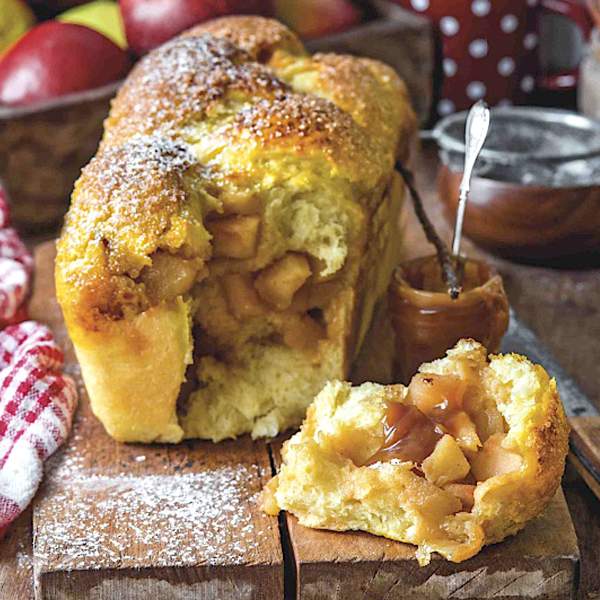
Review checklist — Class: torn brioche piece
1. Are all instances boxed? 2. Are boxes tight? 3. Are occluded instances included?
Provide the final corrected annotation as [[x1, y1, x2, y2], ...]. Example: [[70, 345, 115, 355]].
[[55, 16, 417, 443], [263, 339, 569, 565]]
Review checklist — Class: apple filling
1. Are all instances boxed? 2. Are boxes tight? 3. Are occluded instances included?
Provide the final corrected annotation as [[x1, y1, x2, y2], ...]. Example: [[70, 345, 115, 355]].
[[140, 203, 339, 358], [138, 187, 360, 440], [128, 163, 406, 441], [140, 252, 205, 304], [206, 246, 332, 353], [367, 372, 522, 513]]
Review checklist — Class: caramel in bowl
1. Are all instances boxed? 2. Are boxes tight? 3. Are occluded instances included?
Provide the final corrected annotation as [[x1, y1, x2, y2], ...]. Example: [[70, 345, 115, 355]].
[[389, 256, 509, 383]]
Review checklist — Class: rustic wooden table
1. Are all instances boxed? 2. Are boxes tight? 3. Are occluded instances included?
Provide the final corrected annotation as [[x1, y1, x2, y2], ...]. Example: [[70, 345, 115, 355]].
[[404, 143, 600, 600], [1, 141, 598, 599]]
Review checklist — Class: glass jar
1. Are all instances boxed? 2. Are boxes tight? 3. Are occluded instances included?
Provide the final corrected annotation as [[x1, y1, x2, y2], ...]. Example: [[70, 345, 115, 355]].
[[389, 256, 509, 383]]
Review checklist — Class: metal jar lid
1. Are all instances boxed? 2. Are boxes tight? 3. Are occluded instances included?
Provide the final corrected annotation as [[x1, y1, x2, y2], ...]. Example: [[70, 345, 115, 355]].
[[431, 106, 600, 165]]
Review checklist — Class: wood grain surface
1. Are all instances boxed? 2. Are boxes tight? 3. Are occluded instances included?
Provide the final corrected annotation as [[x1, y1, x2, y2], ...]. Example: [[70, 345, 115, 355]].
[[0, 508, 33, 600], [27, 244, 283, 600], [570, 417, 600, 500], [270, 443, 579, 600], [2, 143, 599, 599]]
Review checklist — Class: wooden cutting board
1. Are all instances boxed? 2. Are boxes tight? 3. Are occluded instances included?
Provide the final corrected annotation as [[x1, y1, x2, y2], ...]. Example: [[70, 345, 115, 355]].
[[0, 242, 580, 599], [270, 445, 579, 600], [26, 243, 284, 600]]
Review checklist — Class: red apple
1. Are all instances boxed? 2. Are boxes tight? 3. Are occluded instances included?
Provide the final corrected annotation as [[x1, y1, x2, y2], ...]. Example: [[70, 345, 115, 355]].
[[120, 0, 272, 56], [274, 0, 361, 40], [0, 21, 129, 106], [120, 0, 215, 55], [214, 0, 272, 16]]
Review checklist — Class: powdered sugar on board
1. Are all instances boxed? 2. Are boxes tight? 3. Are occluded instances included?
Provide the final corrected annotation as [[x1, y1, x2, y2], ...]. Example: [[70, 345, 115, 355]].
[[35, 464, 271, 571], [32, 395, 282, 573], [24, 242, 283, 598]]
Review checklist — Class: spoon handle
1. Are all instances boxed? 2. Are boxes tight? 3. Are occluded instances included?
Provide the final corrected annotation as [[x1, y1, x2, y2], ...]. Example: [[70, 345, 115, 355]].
[[452, 100, 490, 257]]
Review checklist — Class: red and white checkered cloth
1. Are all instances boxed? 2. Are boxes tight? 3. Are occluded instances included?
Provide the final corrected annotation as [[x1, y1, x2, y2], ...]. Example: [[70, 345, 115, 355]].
[[0, 185, 78, 536]]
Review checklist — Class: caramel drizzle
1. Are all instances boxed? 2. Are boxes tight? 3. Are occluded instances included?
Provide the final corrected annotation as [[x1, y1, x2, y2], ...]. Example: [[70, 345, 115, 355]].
[[367, 374, 467, 466]]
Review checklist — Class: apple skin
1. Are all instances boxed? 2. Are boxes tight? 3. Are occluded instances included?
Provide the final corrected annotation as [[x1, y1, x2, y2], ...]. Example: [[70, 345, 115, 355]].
[[58, 0, 128, 49], [0, 21, 130, 106], [0, 0, 35, 55], [120, 0, 272, 56], [274, 0, 361, 40]]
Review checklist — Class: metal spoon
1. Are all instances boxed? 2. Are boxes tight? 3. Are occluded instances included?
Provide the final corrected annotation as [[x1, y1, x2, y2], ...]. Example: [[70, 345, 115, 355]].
[[451, 100, 490, 257]]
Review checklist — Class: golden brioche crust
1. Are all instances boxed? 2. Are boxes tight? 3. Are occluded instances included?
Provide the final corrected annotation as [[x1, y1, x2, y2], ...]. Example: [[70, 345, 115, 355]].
[[103, 35, 287, 147], [56, 16, 416, 442], [56, 136, 207, 331], [183, 15, 306, 60], [265, 340, 569, 564]]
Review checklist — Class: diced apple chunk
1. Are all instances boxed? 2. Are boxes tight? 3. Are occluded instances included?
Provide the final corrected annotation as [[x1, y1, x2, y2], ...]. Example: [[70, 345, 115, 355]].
[[445, 411, 481, 452], [483, 407, 507, 438], [422, 434, 471, 487], [288, 279, 342, 313], [207, 215, 260, 259], [463, 387, 507, 441], [254, 253, 312, 310], [444, 483, 476, 512], [221, 192, 261, 215], [141, 252, 200, 302], [407, 373, 467, 419], [282, 314, 326, 352], [469, 433, 522, 482], [221, 273, 266, 320]]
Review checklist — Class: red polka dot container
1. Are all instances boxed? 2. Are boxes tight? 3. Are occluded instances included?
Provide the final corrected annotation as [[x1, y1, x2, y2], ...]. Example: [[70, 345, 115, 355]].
[[391, 0, 593, 115]]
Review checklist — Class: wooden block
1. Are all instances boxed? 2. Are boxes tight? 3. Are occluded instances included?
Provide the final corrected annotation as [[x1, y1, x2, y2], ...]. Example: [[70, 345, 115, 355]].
[[307, 0, 433, 123], [563, 462, 600, 600], [0, 508, 33, 600], [28, 242, 283, 600], [271, 443, 579, 600], [569, 417, 600, 501]]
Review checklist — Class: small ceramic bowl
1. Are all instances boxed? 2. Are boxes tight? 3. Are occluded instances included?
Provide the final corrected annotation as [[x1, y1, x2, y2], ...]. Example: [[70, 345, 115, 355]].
[[0, 80, 120, 232], [434, 106, 600, 263]]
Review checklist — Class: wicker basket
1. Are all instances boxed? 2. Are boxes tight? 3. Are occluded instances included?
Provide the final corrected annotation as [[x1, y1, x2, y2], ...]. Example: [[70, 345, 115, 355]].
[[0, 81, 120, 232]]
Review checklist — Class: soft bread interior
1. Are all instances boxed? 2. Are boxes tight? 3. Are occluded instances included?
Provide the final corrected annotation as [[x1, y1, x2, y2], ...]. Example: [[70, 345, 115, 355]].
[[139, 169, 403, 441], [264, 339, 569, 565]]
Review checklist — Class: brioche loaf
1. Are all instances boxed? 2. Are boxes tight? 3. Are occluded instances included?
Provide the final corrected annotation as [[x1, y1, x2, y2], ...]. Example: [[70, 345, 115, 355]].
[[264, 340, 569, 565], [55, 16, 417, 442]]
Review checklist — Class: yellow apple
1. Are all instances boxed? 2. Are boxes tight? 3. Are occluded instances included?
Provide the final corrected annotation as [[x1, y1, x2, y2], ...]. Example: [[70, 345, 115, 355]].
[[58, 0, 127, 49], [0, 0, 35, 55]]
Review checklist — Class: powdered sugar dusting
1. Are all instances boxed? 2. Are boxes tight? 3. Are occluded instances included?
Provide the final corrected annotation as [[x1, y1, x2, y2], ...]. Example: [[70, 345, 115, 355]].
[[107, 34, 288, 142], [15, 533, 32, 578], [35, 464, 271, 571], [88, 134, 195, 199]]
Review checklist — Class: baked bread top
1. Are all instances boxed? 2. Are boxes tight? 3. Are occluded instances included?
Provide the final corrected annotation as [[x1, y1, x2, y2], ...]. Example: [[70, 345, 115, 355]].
[[56, 16, 415, 333]]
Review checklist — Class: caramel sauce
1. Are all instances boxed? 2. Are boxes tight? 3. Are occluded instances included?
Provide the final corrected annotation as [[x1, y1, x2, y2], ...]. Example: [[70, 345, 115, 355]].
[[389, 256, 509, 383], [367, 403, 444, 465], [367, 373, 469, 466]]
